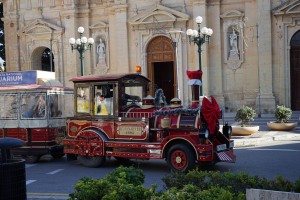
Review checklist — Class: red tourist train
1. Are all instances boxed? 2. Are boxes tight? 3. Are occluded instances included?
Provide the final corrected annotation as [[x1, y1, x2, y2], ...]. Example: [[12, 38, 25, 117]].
[[0, 71, 73, 163], [64, 73, 235, 172]]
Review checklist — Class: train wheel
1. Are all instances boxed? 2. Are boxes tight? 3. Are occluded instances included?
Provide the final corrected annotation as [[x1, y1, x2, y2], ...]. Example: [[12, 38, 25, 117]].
[[78, 155, 106, 168], [23, 155, 41, 163], [167, 144, 195, 173]]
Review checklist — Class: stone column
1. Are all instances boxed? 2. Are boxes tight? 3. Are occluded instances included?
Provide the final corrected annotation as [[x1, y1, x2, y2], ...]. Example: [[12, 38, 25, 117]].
[[2, 0, 20, 72], [243, 0, 259, 109], [3, 17, 19, 72], [61, 9, 77, 87], [256, 0, 276, 113], [112, 4, 129, 73], [54, 35, 64, 84], [207, 0, 225, 108]]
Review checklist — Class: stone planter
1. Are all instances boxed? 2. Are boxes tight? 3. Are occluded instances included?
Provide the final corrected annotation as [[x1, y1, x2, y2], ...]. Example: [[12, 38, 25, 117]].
[[232, 125, 259, 136], [267, 121, 298, 131]]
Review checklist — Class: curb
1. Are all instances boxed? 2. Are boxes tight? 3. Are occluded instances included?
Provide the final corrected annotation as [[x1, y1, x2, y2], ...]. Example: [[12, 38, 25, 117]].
[[27, 193, 69, 200], [272, 133, 300, 141], [234, 137, 273, 148], [233, 132, 300, 148]]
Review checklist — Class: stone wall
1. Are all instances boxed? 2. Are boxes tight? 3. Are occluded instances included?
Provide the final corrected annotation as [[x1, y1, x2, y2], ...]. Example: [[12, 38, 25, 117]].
[[1, 0, 300, 111], [246, 189, 300, 200]]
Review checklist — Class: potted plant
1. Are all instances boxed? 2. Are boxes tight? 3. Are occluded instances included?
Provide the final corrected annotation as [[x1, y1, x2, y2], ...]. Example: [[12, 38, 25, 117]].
[[267, 105, 298, 131], [232, 105, 259, 135]]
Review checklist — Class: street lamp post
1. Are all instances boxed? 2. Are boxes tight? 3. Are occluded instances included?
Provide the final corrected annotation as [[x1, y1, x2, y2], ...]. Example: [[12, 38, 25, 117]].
[[186, 16, 213, 96], [69, 27, 94, 76], [50, 39, 53, 72]]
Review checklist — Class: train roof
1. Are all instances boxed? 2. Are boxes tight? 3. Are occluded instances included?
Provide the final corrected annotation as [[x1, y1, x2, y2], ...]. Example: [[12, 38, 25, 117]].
[[0, 84, 73, 92], [0, 70, 72, 91], [70, 73, 150, 83]]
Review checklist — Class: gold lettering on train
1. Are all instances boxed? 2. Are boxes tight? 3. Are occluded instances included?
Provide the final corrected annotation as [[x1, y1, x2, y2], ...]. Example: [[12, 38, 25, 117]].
[[119, 126, 143, 136]]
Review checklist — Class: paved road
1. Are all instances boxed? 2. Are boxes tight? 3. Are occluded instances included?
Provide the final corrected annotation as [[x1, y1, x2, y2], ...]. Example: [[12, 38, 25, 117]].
[[26, 156, 170, 200], [26, 140, 300, 200], [25, 112, 300, 199]]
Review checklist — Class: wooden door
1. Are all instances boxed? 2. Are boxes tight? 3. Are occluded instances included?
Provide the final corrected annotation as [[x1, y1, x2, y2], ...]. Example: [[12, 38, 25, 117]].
[[147, 36, 176, 102], [290, 47, 300, 110], [153, 62, 174, 103]]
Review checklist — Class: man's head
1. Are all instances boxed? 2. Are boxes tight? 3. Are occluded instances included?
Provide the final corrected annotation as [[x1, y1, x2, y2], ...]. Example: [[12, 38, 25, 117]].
[[96, 92, 101, 97]]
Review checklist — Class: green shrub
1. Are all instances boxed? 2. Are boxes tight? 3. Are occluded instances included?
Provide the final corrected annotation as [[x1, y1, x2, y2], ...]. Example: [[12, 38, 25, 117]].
[[105, 165, 145, 186], [68, 166, 154, 200], [293, 178, 300, 193], [162, 169, 299, 197], [69, 177, 110, 200], [199, 186, 237, 200], [235, 106, 256, 127], [275, 105, 292, 123], [269, 176, 294, 192], [152, 185, 240, 200], [69, 166, 300, 200]]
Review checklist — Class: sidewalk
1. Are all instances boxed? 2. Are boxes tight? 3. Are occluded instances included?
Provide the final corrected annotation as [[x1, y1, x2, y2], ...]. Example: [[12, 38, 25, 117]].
[[232, 130, 300, 148], [222, 112, 300, 147]]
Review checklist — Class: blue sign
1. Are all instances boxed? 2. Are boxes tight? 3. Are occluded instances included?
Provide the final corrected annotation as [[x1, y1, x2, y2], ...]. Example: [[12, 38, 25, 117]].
[[0, 71, 37, 86]]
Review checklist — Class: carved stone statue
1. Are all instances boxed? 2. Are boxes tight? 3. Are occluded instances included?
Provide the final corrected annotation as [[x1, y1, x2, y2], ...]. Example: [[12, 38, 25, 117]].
[[97, 39, 106, 67], [230, 30, 238, 51], [229, 29, 239, 60], [0, 57, 5, 72]]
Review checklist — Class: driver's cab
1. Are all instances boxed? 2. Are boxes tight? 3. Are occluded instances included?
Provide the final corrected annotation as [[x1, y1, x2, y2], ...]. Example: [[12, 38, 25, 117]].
[[75, 83, 114, 116], [72, 74, 149, 118]]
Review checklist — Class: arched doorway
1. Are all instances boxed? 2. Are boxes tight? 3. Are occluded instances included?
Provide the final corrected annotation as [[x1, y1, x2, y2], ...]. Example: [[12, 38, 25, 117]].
[[31, 47, 54, 72], [42, 48, 54, 72], [290, 31, 300, 110], [147, 36, 176, 103]]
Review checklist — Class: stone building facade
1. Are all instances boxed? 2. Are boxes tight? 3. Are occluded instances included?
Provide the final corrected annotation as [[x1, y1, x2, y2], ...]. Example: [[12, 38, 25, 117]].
[[1, 0, 300, 112]]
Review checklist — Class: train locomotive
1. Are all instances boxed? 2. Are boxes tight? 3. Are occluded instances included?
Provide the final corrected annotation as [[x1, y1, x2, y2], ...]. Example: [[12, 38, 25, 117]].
[[63, 72, 235, 172]]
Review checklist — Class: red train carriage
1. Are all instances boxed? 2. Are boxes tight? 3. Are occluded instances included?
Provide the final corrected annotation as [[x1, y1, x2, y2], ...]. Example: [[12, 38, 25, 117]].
[[64, 73, 235, 172], [0, 71, 73, 163]]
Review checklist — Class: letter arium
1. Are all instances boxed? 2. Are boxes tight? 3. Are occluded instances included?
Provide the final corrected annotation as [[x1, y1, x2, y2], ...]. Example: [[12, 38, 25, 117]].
[[64, 72, 235, 172]]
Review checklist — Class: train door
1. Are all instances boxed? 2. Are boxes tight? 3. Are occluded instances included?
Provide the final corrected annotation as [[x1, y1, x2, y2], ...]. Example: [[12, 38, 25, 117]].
[[290, 32, 300, 110]]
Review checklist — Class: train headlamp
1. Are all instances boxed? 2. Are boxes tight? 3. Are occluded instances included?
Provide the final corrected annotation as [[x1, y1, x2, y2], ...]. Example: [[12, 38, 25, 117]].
[[204, 129, 209, 138], [228, 126, 232, 136]]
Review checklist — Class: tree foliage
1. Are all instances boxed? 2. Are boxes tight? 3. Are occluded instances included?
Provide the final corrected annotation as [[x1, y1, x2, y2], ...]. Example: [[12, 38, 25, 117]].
[[234, 106, 256, 127], [274, 105, 292, 123]]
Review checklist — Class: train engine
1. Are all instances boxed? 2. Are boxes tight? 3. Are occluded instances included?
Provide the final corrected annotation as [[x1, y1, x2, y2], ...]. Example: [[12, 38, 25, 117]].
[[63, 73, 235, 172]]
